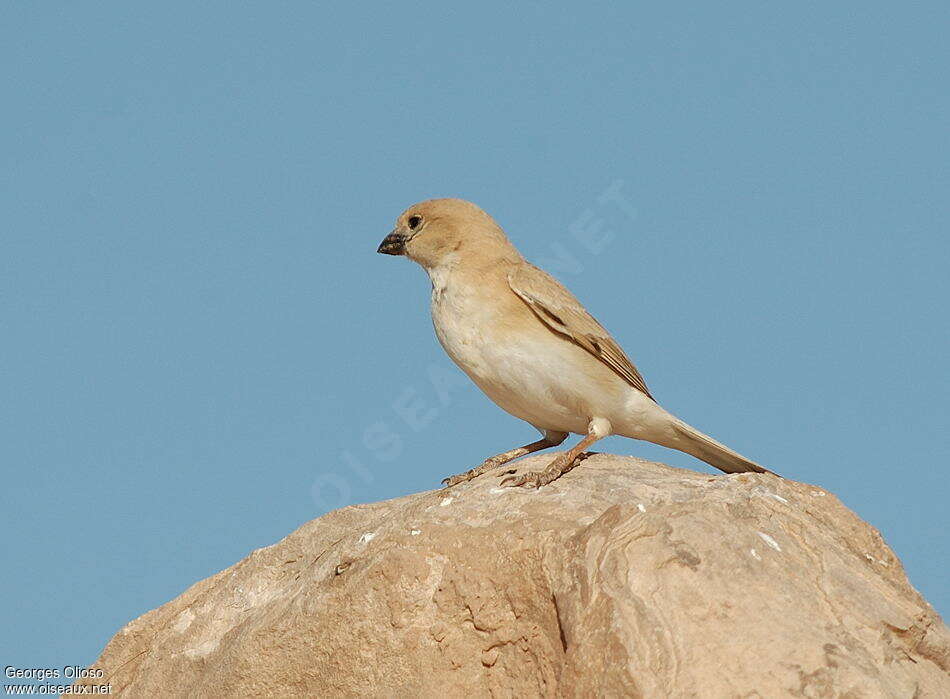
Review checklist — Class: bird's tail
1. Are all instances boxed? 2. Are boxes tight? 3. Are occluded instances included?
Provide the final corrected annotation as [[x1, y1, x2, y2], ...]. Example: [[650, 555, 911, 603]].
[[668, 418, 776, 476]]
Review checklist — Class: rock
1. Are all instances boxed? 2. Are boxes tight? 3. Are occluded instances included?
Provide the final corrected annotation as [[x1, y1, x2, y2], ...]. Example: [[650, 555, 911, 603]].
[[76, 454, 950, 697]]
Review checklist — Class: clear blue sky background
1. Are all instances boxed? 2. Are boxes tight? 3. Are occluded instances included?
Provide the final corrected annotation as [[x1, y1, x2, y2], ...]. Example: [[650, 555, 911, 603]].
[[2, 2, 948, 676]]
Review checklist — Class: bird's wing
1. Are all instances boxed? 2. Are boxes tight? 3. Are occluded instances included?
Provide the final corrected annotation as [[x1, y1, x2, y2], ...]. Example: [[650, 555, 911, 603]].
[[507, 263, 655, 401]]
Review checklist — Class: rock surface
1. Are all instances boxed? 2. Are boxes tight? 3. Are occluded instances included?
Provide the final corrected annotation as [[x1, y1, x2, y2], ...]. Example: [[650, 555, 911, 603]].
[[78, 454, 950, 697]]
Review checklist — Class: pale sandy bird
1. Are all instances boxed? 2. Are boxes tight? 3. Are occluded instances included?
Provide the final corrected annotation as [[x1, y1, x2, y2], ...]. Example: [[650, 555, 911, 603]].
[[378, 198, 776, 488]]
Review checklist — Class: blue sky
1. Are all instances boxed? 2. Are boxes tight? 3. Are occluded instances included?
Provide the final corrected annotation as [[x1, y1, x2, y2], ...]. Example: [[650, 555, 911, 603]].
[[2, 2, 948, 673]]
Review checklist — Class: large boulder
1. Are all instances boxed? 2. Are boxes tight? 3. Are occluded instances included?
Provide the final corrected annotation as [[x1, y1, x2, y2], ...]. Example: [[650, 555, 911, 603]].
[[76, 454, 950, 697]]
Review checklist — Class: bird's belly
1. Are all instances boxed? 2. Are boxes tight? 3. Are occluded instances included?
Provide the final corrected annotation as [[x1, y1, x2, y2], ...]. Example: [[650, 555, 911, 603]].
[[472, 343, 595, 434], [432, 296, 625, 434]]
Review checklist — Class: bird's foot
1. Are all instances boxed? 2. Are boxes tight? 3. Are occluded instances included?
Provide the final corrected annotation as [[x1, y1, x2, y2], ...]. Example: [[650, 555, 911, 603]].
[[499, 452, 591, 489], [441, 456, 507, 488]]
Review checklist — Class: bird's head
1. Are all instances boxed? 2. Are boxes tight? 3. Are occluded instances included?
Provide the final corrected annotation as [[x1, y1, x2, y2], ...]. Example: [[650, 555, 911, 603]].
[[377, 198, 519, 271]]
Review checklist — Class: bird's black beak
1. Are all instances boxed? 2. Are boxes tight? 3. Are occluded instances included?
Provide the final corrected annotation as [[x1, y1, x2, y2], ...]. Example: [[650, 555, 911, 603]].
[[377, 230, 408, 256]]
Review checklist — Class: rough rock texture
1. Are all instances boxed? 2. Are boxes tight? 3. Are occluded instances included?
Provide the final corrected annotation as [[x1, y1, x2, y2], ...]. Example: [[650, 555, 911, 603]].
[[79, 454, 950, 697]]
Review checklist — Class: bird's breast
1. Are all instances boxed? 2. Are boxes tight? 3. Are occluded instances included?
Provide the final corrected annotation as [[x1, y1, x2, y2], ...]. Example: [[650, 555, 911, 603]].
[[430, 282, 501, 382], [428, 280, 620, 434]]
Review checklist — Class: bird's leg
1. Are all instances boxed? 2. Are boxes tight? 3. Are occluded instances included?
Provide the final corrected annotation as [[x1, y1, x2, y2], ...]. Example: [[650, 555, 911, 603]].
[[442, 430, 568, 487], [501, 418, 610, 489]]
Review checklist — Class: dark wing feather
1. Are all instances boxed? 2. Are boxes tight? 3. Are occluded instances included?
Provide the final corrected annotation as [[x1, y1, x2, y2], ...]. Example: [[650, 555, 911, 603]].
[[507, 263, 655, 401]]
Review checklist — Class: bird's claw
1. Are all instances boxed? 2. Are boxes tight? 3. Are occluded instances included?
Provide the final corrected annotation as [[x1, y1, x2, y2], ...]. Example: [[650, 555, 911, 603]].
[[499, 473, 529, 488], [500, 453, 587, 489], [441, 458, 506, 488], [500, 471, 546, 489]]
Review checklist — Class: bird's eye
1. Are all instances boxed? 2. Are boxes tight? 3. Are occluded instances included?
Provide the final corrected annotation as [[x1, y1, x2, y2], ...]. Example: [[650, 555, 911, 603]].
[[408, 215, 423, 230]]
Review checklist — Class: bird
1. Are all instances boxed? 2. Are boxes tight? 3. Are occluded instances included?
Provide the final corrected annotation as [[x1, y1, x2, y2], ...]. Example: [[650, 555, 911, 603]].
[[377, 198, 776, 488]]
